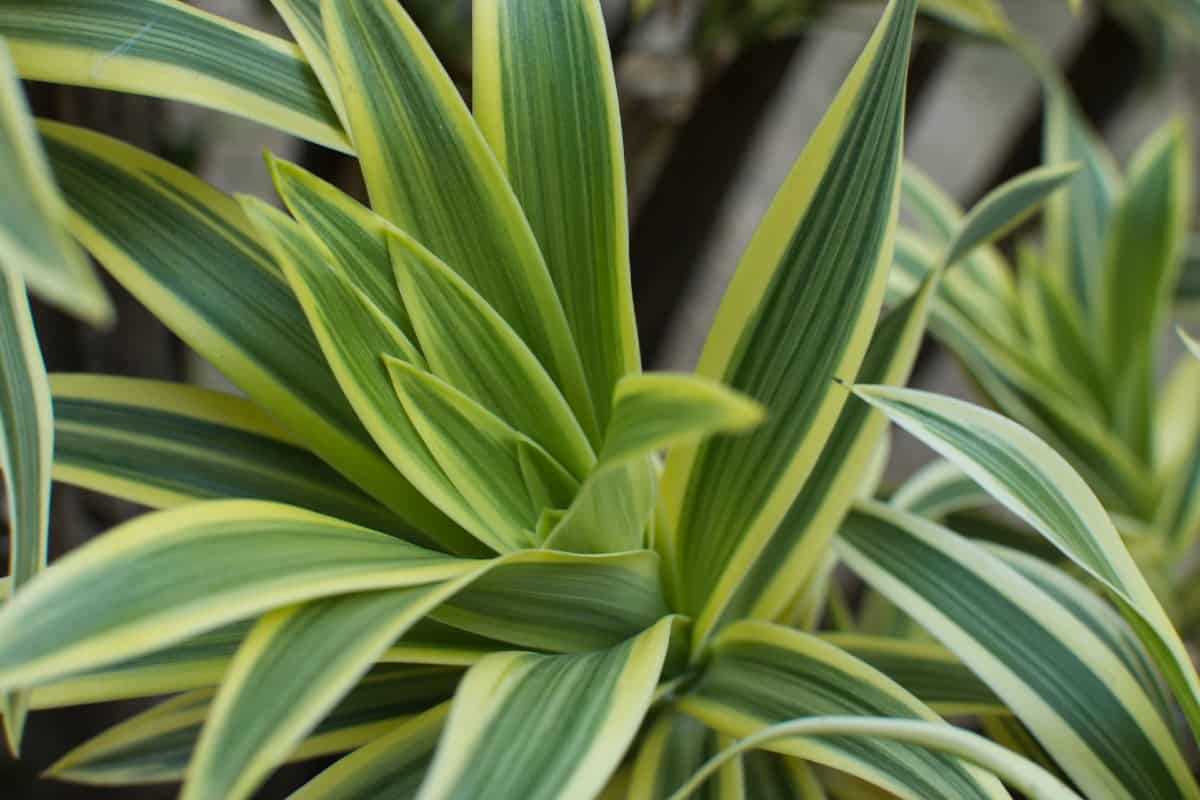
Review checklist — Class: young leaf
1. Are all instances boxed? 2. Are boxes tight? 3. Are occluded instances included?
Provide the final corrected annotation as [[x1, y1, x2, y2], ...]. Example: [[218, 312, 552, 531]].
[[679, 621, 1009, 800], [417, 618, 676, 800], [322, 0, 597, 440], [239, 196, 483, 556], [0, 0, 347, 150], [474, 0, 639, 430], [50, 375, 404, 536], [386, 358, 575, 553], [0, 40, 110, 324], [943, 163, 1078, 268], [838, 501, 1198, 799], [660, 0, 917, 633], [848, 385, 1200, 741], [0, 500, 469, 691], [388, 230, 595, 479]]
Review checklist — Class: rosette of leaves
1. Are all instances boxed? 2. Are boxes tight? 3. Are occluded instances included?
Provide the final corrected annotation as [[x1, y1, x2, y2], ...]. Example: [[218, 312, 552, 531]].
[[0, 1, 1198, 798], [886, 76, 1200, 637]]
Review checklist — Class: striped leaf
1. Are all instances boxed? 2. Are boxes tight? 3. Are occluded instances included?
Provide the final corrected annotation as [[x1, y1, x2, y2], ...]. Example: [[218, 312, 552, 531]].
[[661, 0, 917, 637], [668, 717, 1081, 800], [850, 384, 1200, 741], [323, 0, 597, 441], [919, 0, 1011, 37], [0, 39, 109, 323], [1099, 119, 1191, 462], [29, 621, 250, 710], [388, 228, 594, 479], [943, 163, 1078, 268], [0, 500, 469, 691], [50, 374, 403, 535], [46, 666, 460, 786], [891, 460, 991, 519], [417, 617, 675, 800], [267, 0, 343, 125], [37, 121, 453, 543], [386, 358, 575, 553], [291, 704, 449, 800], [709, 274, 936, 630], [268, 157, 413, 342], [430, 549, 670, 654], [821, 635, 1004, 716], [184, 587, 456, 800], [0, 0, 347, 150], [838, 501, 1199, 800], [0, 265, 51, 751], [238, 196, 483, 557], [474, 0, 638, 431], [548, 373, 763, 555], [630, 712, 743, 800], [678, 620, 1009, 800], [1042, 78, 1122, 316]]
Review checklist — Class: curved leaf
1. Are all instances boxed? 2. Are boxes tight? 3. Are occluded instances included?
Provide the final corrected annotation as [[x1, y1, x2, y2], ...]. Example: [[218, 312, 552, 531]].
[[473, 0, 638, 429], [0, 0, 347, 150], [50, 374, 402, 534]]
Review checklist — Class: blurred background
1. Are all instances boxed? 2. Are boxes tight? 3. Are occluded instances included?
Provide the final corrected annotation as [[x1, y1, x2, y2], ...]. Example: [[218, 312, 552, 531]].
[[4, 0, 1199, 796]]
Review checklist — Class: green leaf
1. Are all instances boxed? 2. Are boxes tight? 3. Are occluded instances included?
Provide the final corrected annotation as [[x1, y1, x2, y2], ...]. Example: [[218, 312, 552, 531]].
[[629, 712, 743, 800], [386, 358, 574, 553], [668, 717, 1081, 800], [547, 373, 763, 555], [50, 374, 403, 535], [1185, 329, 1200, 359], [918, 0, 1011, 37], [183, 587, 455, 800], [1042, 78, 1122, 316], [417, 617, 676, 800], [388, 228, 594, 478], [943, 163, 1078, 268], [38, 121, 454, 544], [46, 666, 459, 786], [679, 620, 1008, 800], [838, 500, 1199, 799], [29, 621, 250, 710], [0, 39, 109, 323], [0, 500, 469, 691], [474, 0, 639, 430], [238, 196, 483, 557], [661, 0, 917, 637], [1099, 119, 1192, 462], [849, 384, 1200, 742], [322, 0, 597, 440], [709, 273, 936, 629], [0, 0, 347, 150], [266, 0, 343, 126], [267, 156, 414, 342], [430, 550, 670, 654], [291, 705, 448, 800], [820, 635, 1004, 716], [0, 264, 52, 752], [891, 460, 991, 520]]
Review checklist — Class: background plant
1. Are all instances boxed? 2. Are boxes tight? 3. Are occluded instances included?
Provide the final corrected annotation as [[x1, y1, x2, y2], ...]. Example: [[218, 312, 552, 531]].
[[0, 1, 1198, 798]]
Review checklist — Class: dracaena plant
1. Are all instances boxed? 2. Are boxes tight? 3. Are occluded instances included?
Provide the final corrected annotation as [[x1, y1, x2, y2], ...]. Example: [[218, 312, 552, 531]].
[[884, 74, 1200, 636], [0, 1, 1199, 799]]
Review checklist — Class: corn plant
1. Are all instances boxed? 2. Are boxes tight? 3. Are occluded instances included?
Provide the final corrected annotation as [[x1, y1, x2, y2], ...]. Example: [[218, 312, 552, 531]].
[[887, 74, 1200, 634], [0, 1, 1199, 799]]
